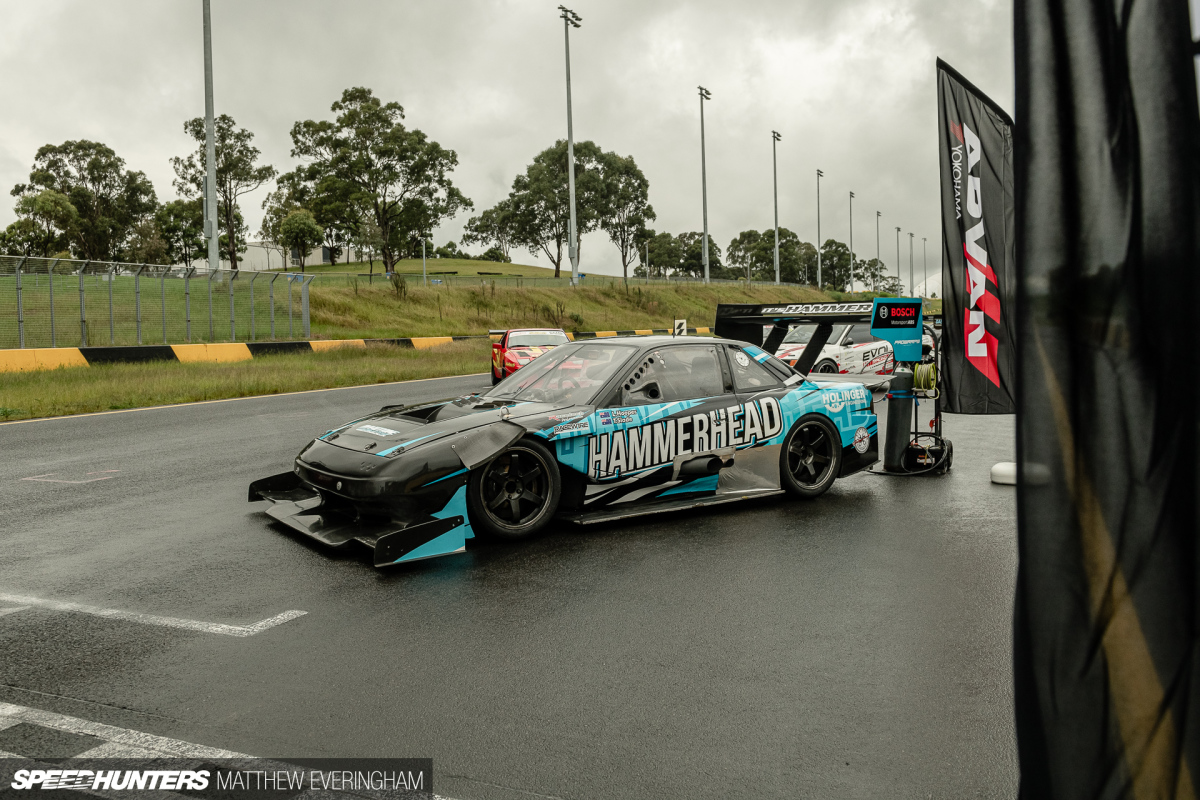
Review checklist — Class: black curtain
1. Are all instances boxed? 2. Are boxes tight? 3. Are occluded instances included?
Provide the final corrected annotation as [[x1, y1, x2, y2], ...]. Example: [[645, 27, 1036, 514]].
[[1014, 0, 1200, 797]]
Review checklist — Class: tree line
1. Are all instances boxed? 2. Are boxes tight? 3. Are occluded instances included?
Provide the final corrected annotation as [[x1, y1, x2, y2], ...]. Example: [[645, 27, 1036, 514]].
[[1, 85, 898, 291]]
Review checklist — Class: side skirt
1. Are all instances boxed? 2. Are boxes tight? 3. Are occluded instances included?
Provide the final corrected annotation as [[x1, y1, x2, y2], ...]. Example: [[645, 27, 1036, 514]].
[[567, 488, 786, 526]]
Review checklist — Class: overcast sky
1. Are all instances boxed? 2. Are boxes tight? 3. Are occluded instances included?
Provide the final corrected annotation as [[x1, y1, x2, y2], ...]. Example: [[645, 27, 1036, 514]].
[[0, 0, 1013, 276]]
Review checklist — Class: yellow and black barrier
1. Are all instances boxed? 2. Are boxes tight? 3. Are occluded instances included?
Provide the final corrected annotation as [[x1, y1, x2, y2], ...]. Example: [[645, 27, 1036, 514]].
[[0, 328, 715, 373]]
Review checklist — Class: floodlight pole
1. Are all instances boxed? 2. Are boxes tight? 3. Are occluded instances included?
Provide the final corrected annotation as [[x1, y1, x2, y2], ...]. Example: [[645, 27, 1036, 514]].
[[202, 0, 219, 273], [875, 211, 881, 291], [922, 236, 928, 296], [772, 131, 781, 285], [560, 6, 582, 285], [908, 232, 915, 297], [848, 191, 855, 293], [895, 227, 902, 294], [699, 86, 712, 283], [815, 169, 823, 288]]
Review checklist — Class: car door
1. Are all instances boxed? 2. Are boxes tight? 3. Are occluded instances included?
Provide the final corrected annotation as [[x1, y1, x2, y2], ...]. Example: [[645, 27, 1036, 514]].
[[580, 342, 736, 508], [842, 323, 893, 374]]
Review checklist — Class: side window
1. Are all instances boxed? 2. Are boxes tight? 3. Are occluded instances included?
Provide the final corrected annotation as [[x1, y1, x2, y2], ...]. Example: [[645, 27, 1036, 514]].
[[727, 346, 782, 391], [618, 345, 725, 405], [843, 324, 877, 346]]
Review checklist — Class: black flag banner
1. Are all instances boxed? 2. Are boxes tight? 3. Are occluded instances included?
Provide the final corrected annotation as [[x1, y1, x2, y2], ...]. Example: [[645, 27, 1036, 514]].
[[937, 59, 1017, 414], [1014, 0, 1200, 797]]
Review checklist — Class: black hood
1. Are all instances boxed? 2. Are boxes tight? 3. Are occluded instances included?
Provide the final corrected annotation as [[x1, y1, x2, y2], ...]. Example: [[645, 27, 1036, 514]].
[[317, 395, 580, 456]]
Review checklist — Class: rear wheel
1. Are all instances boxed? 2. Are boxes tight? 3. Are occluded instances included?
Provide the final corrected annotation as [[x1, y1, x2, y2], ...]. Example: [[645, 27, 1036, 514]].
[[467, 438, 561, 539], [779, 414, 842, 498]]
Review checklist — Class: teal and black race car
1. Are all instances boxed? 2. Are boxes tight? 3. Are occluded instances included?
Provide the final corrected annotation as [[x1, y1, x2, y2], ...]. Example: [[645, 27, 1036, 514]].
[[249, 336, 878, 567]]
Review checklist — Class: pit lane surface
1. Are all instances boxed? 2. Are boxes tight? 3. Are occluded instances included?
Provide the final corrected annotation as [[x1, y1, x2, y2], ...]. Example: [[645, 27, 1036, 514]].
[[0, 375, 1017, 799]]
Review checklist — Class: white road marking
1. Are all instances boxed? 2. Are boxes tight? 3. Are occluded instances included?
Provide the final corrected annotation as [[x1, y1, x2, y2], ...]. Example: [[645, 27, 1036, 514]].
[[20, 470, 119, 484], [0, 606, 29, 617], [0, 593, 306, 638], [0, 703, 250, 758]]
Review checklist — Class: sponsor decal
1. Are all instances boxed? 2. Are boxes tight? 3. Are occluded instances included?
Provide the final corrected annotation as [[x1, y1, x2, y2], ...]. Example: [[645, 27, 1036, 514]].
[[758, 302, 873, 316], [880, 306, 888, 319], [11, 770, 211, 791], [954, 120, 1002, 387], [357, 425, 399, 437], [599, 408, 638, 425], [548, 411, 587, 423], [895, 338, 920, 345], [822, 386, 869, 413], [586, 398, 784, 479], [552, 420, 591, 435], [853, 426, 871, 454]]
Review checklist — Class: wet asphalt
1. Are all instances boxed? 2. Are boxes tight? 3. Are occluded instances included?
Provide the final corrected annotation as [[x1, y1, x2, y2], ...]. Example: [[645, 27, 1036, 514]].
[[0, 374, 1017, 799]]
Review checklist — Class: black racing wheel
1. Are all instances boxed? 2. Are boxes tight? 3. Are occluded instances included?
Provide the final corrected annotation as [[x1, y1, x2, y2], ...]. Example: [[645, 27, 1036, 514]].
[[814, 359, 839, 374], [467, 438, 562, 539], [779, 413, 842, 498]]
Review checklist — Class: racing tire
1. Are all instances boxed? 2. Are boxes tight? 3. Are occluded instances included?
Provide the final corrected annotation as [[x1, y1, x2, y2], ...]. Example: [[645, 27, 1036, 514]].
[[779, 413, 842, 499], [491, 367, 502, 385], [467, 438, 562, 540], [814, 359, 839, 374]]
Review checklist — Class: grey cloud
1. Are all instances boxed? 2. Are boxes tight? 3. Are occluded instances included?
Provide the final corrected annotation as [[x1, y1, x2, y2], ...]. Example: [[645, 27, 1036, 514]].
[[0, 0, 1012, 275]]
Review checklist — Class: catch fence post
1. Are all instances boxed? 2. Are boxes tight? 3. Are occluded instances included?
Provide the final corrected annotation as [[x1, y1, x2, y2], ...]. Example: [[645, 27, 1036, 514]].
[[249, 273, 258, 341], [288, 275, 294, 339], [269, 274, 278, 339], [135, 265, 145, 344], [229, 269, 236, 341], [208, 270, 216, 340], [161, 268, 168, 344], [79, 260, 90, 346], [16, 256, 27, 348], [185, 268, 193, 342], [108, 264, 117, 344], [48, 259, 59, 347], [302, 276, 314, 338]]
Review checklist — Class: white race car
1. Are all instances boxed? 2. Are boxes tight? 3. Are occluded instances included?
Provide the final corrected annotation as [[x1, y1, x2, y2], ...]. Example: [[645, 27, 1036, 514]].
[[773, 322, 934, 375]]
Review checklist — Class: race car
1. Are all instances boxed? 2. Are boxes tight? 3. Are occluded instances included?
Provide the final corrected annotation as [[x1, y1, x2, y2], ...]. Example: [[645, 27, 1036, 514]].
[[774, 322, 934, 374], [249, 336, 879, 567], [490, 327, 570, 384]]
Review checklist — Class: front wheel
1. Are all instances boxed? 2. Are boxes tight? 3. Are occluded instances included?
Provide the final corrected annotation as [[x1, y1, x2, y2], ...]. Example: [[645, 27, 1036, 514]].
[[467, 438, 562, 539], [814, 359, 839, 374], [779, 414, 842, 498]]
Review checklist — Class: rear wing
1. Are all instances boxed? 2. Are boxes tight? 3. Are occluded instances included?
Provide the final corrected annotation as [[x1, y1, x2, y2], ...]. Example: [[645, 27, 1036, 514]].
[[714, 302, 941, 376]]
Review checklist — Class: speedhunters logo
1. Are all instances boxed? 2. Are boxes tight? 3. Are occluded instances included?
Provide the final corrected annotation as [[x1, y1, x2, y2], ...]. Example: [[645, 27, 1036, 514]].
[[7, 760, 431, 796], [11, 769, 211, 791], [587, 398, 783, 478]]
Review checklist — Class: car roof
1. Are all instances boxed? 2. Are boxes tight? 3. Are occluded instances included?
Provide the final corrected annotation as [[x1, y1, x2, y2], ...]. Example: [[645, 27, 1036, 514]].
[[575, 335, 726, 348]]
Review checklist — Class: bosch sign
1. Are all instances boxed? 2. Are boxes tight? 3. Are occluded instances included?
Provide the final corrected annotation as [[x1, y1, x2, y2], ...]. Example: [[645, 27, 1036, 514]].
[[870, 299, 924, 362]]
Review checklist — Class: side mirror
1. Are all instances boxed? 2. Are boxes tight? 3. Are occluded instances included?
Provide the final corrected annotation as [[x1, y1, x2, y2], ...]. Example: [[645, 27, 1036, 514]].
[[622, 381, 662, 404], [843, 337, 855, 346]]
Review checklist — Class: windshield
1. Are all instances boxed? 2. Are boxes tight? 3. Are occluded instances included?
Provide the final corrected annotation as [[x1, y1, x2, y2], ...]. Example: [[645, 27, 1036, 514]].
[[508, 330, 569, 348], [782, 324, 849, 345], [488, 342, 637, 405]]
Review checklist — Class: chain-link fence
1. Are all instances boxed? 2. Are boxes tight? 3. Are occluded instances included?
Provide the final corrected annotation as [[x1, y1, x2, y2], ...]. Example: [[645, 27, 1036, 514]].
[[0, 256, 314, 349], [305, 270, 810, 291]]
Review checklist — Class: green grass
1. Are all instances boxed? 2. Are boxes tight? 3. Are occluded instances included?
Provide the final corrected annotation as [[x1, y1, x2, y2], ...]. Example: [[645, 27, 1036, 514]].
[[0, 340, 490, 422], [307, 281, 840, 339]]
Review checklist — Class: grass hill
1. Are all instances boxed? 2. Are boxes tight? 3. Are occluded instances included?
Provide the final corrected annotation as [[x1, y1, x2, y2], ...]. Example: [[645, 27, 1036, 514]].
[[307, 277, 842, 339]]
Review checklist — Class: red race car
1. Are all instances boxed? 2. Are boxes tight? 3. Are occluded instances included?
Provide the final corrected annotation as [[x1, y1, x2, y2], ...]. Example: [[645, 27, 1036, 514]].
[[490, 328, 571, 384]]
